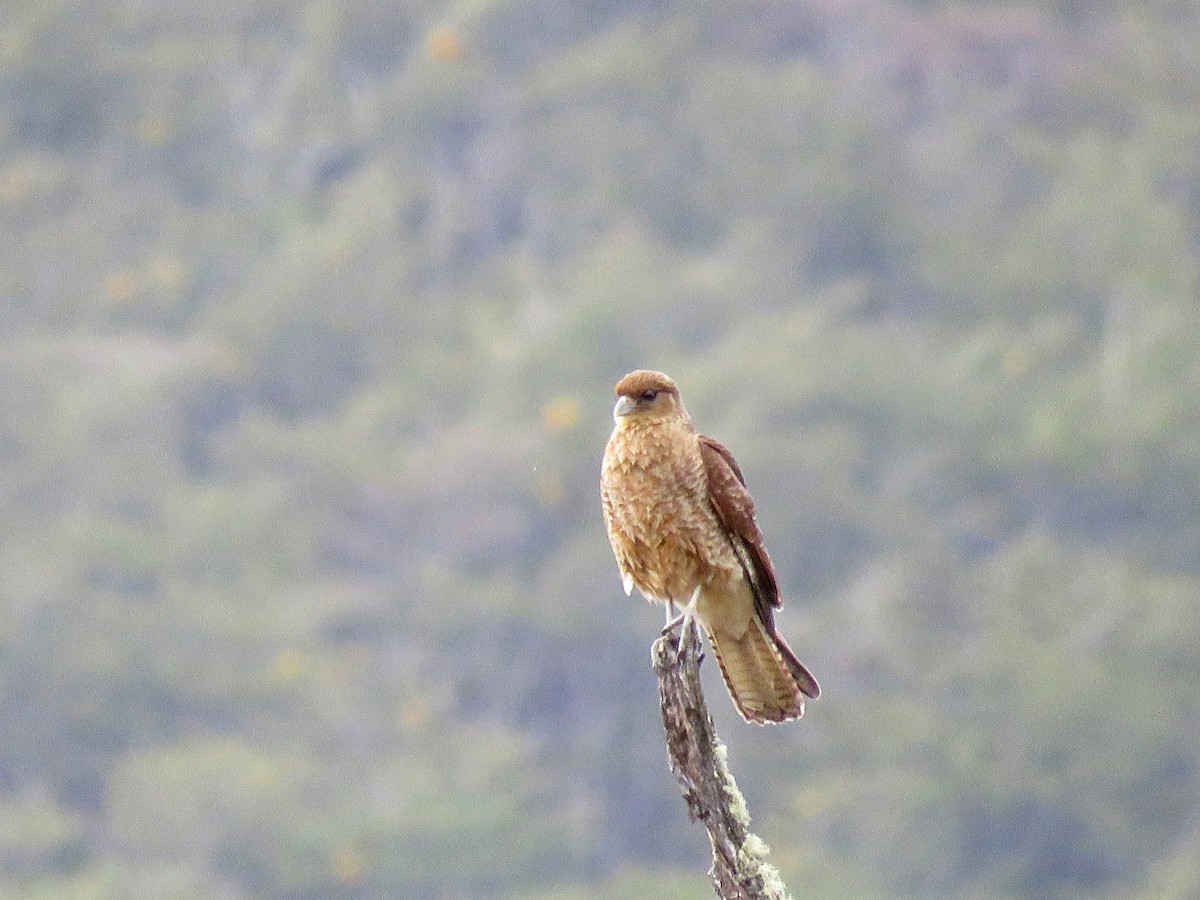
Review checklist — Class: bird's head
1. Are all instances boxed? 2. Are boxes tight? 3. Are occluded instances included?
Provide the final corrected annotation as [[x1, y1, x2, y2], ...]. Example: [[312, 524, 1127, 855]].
[[612, 370, 688, 424]]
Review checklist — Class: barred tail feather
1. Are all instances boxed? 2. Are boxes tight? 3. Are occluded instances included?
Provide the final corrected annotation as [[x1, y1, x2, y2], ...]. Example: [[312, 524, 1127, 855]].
[[774, 630, 820, 699], [706, 616, 810, 724]]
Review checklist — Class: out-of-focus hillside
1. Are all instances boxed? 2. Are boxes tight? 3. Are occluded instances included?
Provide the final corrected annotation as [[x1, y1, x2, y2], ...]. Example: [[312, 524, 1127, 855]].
[[2, 1, 1199, 897]]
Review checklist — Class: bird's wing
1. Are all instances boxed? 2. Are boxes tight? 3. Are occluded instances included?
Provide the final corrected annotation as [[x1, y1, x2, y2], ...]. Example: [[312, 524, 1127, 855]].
[[698, 435, 782, 614]]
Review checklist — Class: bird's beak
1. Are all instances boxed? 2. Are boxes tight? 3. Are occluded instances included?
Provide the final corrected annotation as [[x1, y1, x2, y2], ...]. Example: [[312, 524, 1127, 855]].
[[613, 395, 636, 420]]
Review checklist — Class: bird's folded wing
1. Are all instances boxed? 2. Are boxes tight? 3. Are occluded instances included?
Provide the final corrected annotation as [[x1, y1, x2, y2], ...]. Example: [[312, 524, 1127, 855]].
[[698, 435, 782, 615]]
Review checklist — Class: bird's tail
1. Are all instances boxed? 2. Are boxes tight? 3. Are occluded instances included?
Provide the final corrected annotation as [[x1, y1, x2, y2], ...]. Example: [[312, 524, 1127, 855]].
[[705, 615, 820, 724]]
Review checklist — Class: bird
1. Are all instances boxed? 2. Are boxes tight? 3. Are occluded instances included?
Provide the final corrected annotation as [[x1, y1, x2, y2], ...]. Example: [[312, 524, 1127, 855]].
[[600, 370, 820, 724]]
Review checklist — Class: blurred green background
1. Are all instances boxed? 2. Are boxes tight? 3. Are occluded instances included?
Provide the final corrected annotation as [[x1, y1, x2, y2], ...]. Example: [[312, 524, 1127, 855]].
[[2, 1, 1199, 897]]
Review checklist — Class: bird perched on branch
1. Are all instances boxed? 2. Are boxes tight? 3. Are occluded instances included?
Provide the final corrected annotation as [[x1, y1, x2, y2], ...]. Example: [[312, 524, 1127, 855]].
[[600, 370, 820, 724]]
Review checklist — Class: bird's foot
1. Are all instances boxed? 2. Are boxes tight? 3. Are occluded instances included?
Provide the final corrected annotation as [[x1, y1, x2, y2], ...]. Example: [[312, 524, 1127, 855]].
[[661, 586, 701, 637]]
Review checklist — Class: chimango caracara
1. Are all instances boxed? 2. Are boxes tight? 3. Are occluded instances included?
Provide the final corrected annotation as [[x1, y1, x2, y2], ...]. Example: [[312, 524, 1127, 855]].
[[600, 370, 820, 723]]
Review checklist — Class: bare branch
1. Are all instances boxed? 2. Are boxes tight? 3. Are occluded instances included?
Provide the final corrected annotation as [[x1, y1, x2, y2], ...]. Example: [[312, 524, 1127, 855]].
[[652, 624, 794, 900]]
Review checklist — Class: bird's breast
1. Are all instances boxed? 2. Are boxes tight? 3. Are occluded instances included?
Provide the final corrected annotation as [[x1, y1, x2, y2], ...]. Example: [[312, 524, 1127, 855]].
[[601, 420, 742, 602]]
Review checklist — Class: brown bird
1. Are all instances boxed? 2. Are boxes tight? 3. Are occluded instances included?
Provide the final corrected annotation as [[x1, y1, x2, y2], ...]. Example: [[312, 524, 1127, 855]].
[[600, 370, 820, 724]]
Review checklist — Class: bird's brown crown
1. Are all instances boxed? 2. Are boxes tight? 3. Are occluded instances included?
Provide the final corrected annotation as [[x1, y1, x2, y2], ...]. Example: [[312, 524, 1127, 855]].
[[614, 370, 679, 401]]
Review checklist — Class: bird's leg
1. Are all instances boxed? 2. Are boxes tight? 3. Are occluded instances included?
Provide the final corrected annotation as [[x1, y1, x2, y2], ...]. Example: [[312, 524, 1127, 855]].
[[679, 585, 701, 641], [661, 600, 682, 635], [661, 586, 701, 637]]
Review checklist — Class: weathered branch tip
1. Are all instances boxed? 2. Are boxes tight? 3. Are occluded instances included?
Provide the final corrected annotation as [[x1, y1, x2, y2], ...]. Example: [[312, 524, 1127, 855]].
[[652, 624, 794, 900]]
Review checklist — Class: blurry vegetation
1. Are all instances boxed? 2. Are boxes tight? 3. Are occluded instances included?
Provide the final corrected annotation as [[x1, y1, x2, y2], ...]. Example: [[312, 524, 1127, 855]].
[[1, 0, 1199, 897]]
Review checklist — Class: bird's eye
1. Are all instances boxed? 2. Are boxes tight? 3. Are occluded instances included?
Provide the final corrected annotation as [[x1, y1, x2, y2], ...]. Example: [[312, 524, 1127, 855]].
[[641, 390, 659, 402]]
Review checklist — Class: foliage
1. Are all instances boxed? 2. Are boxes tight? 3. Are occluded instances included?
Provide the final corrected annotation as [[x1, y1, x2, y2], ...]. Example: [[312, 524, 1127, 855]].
[[1, 0, 1198, 897]]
